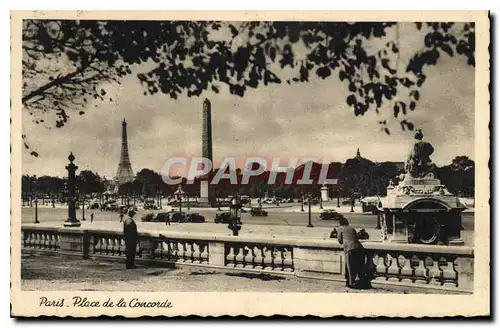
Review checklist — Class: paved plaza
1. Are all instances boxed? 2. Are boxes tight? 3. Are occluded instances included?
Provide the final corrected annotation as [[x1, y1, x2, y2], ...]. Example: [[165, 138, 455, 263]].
[[21, 253, 459, 294]]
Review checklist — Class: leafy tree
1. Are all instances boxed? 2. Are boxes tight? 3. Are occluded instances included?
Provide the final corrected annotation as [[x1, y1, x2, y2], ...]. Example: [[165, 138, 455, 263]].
[[22, 21, 475, 155], [118, 181, 135, 196], [437, 156, 475, 197], [76, 170, 105, 194]]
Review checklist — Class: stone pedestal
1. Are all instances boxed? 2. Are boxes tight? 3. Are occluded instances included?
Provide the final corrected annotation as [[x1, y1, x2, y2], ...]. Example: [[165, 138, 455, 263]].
[[198, 180, 214, 207], [320, 186, 329, 202], [59, 229, 89, 258], [208, 241, 226, 266], [390, 215, 409, 243], [294, 246, 345, 281]]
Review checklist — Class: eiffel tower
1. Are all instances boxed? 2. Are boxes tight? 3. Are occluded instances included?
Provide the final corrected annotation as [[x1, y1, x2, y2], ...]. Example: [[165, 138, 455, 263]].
[[113, 119, 134, 188]]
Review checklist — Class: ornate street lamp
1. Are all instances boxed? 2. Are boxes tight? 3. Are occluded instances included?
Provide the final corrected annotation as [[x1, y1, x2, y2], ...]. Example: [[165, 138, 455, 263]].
[[33, 178, 39, 224], [174, 185, 186, 213], [64, 153, 81, 227], [228, 196, 242, 236]]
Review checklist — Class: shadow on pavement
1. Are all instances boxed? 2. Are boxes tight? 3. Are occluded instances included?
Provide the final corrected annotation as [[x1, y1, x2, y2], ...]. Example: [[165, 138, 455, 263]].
[[225, 272, 286, 281], [21, 252, 177, 282]]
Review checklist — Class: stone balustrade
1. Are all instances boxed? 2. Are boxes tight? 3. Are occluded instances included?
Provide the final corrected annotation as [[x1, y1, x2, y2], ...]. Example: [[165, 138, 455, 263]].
[[20, 225, 474, 293]]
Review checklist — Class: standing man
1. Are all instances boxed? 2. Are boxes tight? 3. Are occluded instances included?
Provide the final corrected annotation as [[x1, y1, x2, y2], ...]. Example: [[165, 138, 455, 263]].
[[119, 210, 124, 223], [123, 210, 138, 269], [337, 217, 370, 289], [90, 213, 94, 223]]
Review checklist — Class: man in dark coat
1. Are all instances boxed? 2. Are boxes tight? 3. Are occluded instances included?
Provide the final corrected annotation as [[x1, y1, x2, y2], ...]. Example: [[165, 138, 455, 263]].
[[337, 217, 369, 288], [123, 210, 138, 269]]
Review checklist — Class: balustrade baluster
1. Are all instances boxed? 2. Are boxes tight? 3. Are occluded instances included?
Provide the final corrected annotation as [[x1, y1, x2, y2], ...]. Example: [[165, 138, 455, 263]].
[[274, 247, 285, 271], [387, 253, 400, 282], [177, 241, 185, 262], [109, 238, 116, 255], [37, 233, 43, 249], [262, 247, 273, 270], [183, 242, 192, 263], [41, 233, 48, 249], [225, 245, 236, 267], [192, 242, 201, 264], [31, 232, 36, 248], [105, 237, 113, 255], [135, 240, 142, 258], [235, 246, 245, 268], [170, 241, 178, 261], [283, 247, 294, 272], [440, 255, 457, 287], [243, 245, 253, 268], [153, 240, 162, 259], [372, 252, 386, 280], [253, 246, 264, 269], [399, 254, 413, 283], [412, 254, 428, 284], [34, 233, 41, 248], [428, 255, 443, 285], [47, 234, 54, 250], [199, 242, 208, 264]]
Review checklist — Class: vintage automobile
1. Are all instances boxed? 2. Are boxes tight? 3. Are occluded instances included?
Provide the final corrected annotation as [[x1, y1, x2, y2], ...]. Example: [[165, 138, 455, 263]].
[[319, 210, 344, 221], [214, 212, 242, 224], [166, 211, 187, 223], [143, 198, 158, 210], [250, 207, 268, 217], [186, 213, 206, 223], [141, 213, 156, 222], [214, 212, 231, 224], [360, 196, 380, 214]]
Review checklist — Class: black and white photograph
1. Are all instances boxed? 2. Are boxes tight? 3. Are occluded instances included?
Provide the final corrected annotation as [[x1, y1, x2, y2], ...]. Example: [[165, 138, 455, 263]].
[[10, 10, 490, 317]]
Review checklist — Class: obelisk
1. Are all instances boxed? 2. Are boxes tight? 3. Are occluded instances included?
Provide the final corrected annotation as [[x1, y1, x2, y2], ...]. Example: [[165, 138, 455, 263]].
[[199, 98, 213, 207]]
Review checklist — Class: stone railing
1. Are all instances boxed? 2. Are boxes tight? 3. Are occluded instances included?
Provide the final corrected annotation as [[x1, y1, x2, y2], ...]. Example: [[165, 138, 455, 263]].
[[21, 225, 474, 293]]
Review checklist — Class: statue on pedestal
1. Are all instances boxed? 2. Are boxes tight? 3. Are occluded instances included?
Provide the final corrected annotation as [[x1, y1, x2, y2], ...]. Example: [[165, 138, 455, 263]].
[[404, 129, 437, 179]]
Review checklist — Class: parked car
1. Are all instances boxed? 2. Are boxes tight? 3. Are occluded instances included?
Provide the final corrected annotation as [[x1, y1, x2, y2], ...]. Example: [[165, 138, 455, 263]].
[[143, 198, 158, 210], [215, 212, 240, 224], [250, 207, 268, 216], [319, 210, 344, 221], [168, 211, 188, 223], [141, 213, 156, 222], [186, 213, 206, 223]]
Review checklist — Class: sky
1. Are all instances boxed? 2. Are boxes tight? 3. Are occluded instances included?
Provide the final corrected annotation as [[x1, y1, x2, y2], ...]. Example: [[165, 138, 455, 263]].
[[21, 23, 475, 178]]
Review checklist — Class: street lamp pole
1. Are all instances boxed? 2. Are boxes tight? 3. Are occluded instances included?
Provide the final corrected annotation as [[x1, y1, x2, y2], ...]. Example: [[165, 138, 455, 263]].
[[64, 153, 81, 227], [81, 193, 86, 221], [34, 193, 39, 224], [300, 187, 304, 212], [307, 194, 313, 228]]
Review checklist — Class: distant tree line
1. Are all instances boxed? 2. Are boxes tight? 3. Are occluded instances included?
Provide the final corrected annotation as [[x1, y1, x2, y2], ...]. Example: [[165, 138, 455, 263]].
[[21, 155, 475, 201]]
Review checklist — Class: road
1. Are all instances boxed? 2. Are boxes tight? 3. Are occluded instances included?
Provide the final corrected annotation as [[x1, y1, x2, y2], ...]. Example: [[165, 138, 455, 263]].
[[21, 205, 475, 231]]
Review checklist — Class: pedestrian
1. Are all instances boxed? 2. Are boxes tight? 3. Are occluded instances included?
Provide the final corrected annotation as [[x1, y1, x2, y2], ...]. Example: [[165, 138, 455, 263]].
[[90, 213, 94, 223], [165, 211, 171, 226], [337, 217, 371, 289], [123, 209, 138, 269], [119, 211, 124, 223]]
